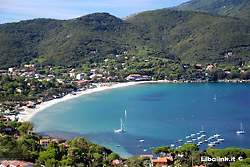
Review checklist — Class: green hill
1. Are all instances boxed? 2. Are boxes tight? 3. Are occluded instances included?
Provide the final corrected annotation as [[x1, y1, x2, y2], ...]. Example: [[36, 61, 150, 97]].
[[0, 9, 250, 68], [126, 9, 250, 64], [175, 0, 250, 20]]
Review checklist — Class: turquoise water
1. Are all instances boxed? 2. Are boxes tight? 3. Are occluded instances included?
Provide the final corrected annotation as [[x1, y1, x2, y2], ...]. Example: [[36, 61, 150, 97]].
[[32, 83, 250, 157]]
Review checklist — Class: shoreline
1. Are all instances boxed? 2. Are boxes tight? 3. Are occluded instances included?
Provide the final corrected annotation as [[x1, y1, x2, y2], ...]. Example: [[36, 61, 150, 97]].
[[16, 81, 149, 122], [16, 79, 250, 122]]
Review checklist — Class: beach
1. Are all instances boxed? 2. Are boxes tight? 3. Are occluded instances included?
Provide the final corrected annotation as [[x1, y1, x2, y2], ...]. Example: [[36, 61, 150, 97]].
[[16, 81, 150, 122]]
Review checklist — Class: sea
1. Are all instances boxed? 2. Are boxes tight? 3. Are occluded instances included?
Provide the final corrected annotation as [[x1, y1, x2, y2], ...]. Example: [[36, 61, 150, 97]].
[[32, 83, 250, 157]]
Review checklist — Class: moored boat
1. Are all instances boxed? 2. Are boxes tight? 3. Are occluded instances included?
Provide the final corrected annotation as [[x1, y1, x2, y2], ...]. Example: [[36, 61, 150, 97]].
[[237, 123, 245, 134]]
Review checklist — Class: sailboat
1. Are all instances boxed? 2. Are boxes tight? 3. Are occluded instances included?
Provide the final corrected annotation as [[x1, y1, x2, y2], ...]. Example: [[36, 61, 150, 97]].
[[236, 123, 244, 134], [213, 95, 217, 100], [125, 110, 127, 118], [114, 118, 125, 133], [200, 125, 205, 133]]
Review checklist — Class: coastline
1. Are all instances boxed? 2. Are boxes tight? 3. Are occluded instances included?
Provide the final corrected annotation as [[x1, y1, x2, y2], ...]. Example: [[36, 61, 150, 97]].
[[16, 81, 149, 122], [16, 79, 250, 122]]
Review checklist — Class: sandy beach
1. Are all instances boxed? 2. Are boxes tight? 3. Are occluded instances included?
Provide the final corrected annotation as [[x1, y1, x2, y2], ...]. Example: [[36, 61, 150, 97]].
[[16, 81, 155, 122]]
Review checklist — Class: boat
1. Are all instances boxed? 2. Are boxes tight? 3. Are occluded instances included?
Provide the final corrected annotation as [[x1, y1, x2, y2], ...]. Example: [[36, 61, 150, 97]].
[[186, 136, 190, 139], [213, 95, 217, 100], [139, 139, 145, 142], [137, 145, 142, 148], [143, 149, 147, 152], [191, 134, 195, 137], [214, 134, 220, 138], [170, 144, 175, 147], [178, 139, 183, 142], [187, 141, 192, 143], [208, 143, 215, 147], [218, 138, 224, 142], [237, 123, 245, 134], [115, 145, 120, 147], [174, 141, 179, 143], [125, 110, 127, 118], [200, 125, 205, 133], [214, 141, 220, 144], [114, 118, 125, 133]]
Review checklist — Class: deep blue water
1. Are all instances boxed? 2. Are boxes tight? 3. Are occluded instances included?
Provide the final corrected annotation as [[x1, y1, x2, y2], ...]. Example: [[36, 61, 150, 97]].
[[32, 83, 250, 157]]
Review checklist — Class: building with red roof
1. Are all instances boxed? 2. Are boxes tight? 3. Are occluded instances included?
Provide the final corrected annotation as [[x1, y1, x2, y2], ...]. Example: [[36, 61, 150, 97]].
[[0, 160, 34, 167]]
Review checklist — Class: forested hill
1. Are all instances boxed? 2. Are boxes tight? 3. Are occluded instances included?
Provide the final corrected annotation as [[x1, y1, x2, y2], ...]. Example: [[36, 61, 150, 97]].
[[174, 0, 250, 20], [0, 9, 250, 68]]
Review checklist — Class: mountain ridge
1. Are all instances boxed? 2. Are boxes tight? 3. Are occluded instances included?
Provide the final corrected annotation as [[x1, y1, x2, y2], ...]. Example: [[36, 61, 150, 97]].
[[0, 8, 250, 69]]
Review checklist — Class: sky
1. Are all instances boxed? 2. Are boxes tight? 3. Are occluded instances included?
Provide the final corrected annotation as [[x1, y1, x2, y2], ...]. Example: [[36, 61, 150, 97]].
[[0, 0, 189, 24]]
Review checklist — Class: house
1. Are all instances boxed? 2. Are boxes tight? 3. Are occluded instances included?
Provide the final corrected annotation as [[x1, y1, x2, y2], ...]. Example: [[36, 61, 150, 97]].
[[30, 85, 36, 91], [1, 124, 14, 132], [40, 139, 51, 147], [27, 101, 35, 108], [59, 142, 69, 147], [195, 64, 202, 69], [0, 160, 34, 167], [40, 138, 59, 148], [151, 157, 173, 166], [73, 80, 89, 86], [8, 67, 14, 73], [24, 64, 35, 68], [206, 65, 214, 71], [101, 83, 112, 87], [15, 88, 22, 93], [69, 71, 75, 78], [140, 155, 154, 159], [111, 160, 123, 165], [228, 51, 233, 56], [126, 74, 142, 80], [76, 73, 87, 80], [126, 74, 150, 81], [90, 69, 98, 74]]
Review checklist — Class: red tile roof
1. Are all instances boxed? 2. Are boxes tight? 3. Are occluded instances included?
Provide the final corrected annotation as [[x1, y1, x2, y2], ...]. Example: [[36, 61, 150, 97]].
[[140, 155, 153, 158], [1, 160, 34, 167], [129, 74, 141, 77]]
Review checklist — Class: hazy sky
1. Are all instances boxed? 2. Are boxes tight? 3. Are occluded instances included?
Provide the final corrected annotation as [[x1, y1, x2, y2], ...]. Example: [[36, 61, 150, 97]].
[[0, 0, 189, 24]]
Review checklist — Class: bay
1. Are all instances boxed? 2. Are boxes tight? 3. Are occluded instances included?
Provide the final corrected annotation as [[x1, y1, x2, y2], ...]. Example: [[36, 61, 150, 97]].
[[32, 83, 250, 157]]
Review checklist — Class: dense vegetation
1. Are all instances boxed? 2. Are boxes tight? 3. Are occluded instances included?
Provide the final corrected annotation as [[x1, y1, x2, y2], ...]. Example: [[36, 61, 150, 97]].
[[126, 144, 250, 167], [0, 8, 250, 70], [0, 120, 120, 166], [0, 75, 76, 109], [175, 0, 250, 20]]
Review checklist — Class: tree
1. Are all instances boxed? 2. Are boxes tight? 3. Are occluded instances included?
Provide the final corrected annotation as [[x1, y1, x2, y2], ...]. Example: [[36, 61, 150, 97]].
[[107, 152, 119, 162], [18, 121, 34, 136], [152, 146, 171, 155]]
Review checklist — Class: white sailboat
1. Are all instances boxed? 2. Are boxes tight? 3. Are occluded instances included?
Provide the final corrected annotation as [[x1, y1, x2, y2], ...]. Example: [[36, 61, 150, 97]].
[[200, 125, 205, 133], [114, 118, 125, 133], [125, 110, 127, 118], [213, 95, 217, 100], [237, 123, 244, 134]]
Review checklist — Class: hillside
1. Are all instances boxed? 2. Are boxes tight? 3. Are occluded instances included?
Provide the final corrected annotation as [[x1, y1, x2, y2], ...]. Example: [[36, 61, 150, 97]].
[[175, 0, 250, 20], [0, 13, 142, 68], [0, 9, 250, 68], [126, 9, 250, 64]]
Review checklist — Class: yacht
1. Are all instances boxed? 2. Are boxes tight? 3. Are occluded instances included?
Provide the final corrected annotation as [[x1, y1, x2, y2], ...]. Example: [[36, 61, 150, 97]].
[[114, 118, 125, 133], [237, 123, 245, 134]]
